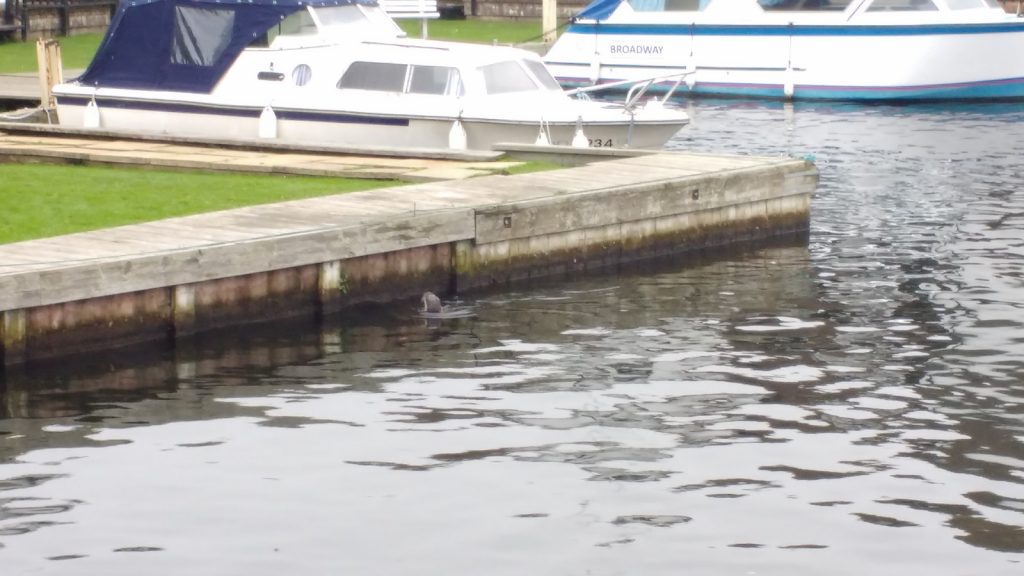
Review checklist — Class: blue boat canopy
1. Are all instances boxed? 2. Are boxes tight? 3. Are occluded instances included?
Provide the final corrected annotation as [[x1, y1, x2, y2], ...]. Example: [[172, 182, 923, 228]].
[[79, 0, 375, 93], [574, 0, 623, 21]]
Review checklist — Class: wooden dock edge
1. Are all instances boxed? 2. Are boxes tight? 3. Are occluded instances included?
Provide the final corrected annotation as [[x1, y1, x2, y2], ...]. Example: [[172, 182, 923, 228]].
[[0, 156, 817, 368], [0, 121, 504, 162]]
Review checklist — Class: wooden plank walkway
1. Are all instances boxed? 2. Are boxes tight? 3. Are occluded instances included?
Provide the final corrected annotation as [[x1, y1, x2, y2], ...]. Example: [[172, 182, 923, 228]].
[[0, 128, 522, 182], [0, 150, 813, 312]]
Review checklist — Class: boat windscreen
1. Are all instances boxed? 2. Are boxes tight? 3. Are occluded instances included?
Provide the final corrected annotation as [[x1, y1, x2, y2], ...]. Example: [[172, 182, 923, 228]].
[[522, 60, 564, 92], [479, 61, 540, 95]]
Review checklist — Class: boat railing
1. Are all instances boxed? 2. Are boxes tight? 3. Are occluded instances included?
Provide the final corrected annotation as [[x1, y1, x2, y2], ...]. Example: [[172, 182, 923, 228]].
[[565, 71, 694, 111]]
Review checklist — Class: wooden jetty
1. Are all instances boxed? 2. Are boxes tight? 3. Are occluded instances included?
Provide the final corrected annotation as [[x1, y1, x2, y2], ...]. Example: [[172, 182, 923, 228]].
[[0, 131, 817, 368]]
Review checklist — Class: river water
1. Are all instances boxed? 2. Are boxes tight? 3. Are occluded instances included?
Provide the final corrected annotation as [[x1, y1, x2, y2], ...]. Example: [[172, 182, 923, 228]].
[[2, 100, 1023, 574]]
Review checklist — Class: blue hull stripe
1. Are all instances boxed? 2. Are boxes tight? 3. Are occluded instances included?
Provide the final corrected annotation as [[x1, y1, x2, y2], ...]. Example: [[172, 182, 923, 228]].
[[567, 21, 1024, 37], [56, 96, 411, 127], [556, 75, 1024, 101]]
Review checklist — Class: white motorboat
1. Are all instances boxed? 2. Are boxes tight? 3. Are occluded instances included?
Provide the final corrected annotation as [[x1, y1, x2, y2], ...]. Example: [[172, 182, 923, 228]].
[[544, 0, 1024, 101], [52, 0, 688, 151]]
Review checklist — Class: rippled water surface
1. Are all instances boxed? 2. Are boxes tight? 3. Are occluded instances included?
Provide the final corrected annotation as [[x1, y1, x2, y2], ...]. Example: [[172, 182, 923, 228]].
[[2, 101, 1024, 574]]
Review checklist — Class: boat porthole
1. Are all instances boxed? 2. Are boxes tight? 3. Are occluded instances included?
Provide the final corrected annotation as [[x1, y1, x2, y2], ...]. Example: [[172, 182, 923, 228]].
[[292, 64, 312, 87]]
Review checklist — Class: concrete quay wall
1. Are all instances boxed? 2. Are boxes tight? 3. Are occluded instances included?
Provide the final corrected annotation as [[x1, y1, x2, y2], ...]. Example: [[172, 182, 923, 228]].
[[0, 153, 817, 368]]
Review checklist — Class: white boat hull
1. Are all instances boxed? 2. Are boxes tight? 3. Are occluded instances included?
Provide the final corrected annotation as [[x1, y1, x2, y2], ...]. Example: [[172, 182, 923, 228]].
[[51, 3, 688, 151], [545, 6, 1024, 101], [54, 94, 685, 151]]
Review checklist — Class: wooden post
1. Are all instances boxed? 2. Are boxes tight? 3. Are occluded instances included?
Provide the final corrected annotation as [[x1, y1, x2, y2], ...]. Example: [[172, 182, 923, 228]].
[[420, 0, 428, 38], [318, 260, 343, 313], [35, 38, 63, 109], [2, 309, 27, 366], [20, 0, 28, 41], [542, 0, 557, 44], [172, 284, 197, 338], [59, 0, 69, 37]]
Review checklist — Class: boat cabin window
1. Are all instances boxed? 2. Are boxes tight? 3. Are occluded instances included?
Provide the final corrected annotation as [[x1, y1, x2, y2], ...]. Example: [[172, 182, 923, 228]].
[[292, 64, 312, 87], [171, 6, 234, 66], [338, 62, 407, 92], [522, 60, 563, 91], [757, 0, 854, 10], [866, 0, 937, 10], [944, 0, 991, 7], [337, 62, 464, 96], [479, 61, 540, 95], [314, 6, 364, 27], [631, 0, 716, 11], [312, 5, 403, 36], [264, 8, 317, 46], [409, 65, 463, 96]]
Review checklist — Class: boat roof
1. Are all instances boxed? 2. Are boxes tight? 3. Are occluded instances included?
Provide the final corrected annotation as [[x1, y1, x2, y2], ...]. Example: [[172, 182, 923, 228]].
[[574, 0, 1003, 21], [78, 0, 375, 93], [351, 37, 545, 66]]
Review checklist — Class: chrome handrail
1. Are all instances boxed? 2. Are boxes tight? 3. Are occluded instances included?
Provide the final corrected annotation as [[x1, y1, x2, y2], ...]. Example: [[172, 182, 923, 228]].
[[566, 70, 694, 110]]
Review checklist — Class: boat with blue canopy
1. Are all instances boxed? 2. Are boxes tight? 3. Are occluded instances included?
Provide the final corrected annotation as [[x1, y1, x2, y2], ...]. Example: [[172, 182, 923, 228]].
[[52, 0, 689, 150], [543, 0, 1024, 101]]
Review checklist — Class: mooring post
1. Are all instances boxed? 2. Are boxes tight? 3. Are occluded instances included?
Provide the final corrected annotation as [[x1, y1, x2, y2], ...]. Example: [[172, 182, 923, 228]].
[[35, 38, 63, 109], [542, 0, 557, 44], [1, 309, 27, 366], [318, 260, 343, 313], [172, 284, 196, 338], [451, 239, 474, 292]]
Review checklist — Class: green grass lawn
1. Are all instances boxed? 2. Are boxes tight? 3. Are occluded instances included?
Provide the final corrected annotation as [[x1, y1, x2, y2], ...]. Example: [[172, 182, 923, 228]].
[[0, 164, 396, 244], [0, 18, 555, 244], [0, 33, 104, 73], [0, 19, 548, 74], [398, 18, 548, 44]]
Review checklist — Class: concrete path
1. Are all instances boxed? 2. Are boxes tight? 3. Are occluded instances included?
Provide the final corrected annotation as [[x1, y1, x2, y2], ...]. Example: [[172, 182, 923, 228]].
[[0, 72, 41, 102]]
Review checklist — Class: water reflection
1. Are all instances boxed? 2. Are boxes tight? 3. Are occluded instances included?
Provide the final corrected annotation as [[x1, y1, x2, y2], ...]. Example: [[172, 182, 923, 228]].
[[2, 101, 1024, 574]]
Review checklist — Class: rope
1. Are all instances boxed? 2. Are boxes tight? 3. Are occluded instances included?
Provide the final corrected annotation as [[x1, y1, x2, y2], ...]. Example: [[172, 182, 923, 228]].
[[513, 18, 572, 47], [0, 106, 44, 121]]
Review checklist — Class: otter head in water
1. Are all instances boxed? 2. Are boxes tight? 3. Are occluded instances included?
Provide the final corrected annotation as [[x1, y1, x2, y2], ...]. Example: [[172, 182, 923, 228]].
[[421, 291, 443, 314]]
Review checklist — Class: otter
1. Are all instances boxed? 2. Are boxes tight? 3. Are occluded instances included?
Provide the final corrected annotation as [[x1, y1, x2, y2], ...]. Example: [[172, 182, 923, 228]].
[[421, 291, 443, 314]]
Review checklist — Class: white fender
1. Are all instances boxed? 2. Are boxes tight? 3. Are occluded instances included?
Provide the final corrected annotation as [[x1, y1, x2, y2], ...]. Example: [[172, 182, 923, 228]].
[[83, 97, 100, 128], [258, 105, 277, 139], [448, 117, 467, 150], [571, 116, 588, 148], [685, 55, 697, 90]]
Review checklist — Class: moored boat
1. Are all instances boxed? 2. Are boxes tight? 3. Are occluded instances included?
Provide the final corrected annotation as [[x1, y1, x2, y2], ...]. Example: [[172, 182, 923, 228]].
[[544, 0, 1024, 101], [52, 0, 689, 151]]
